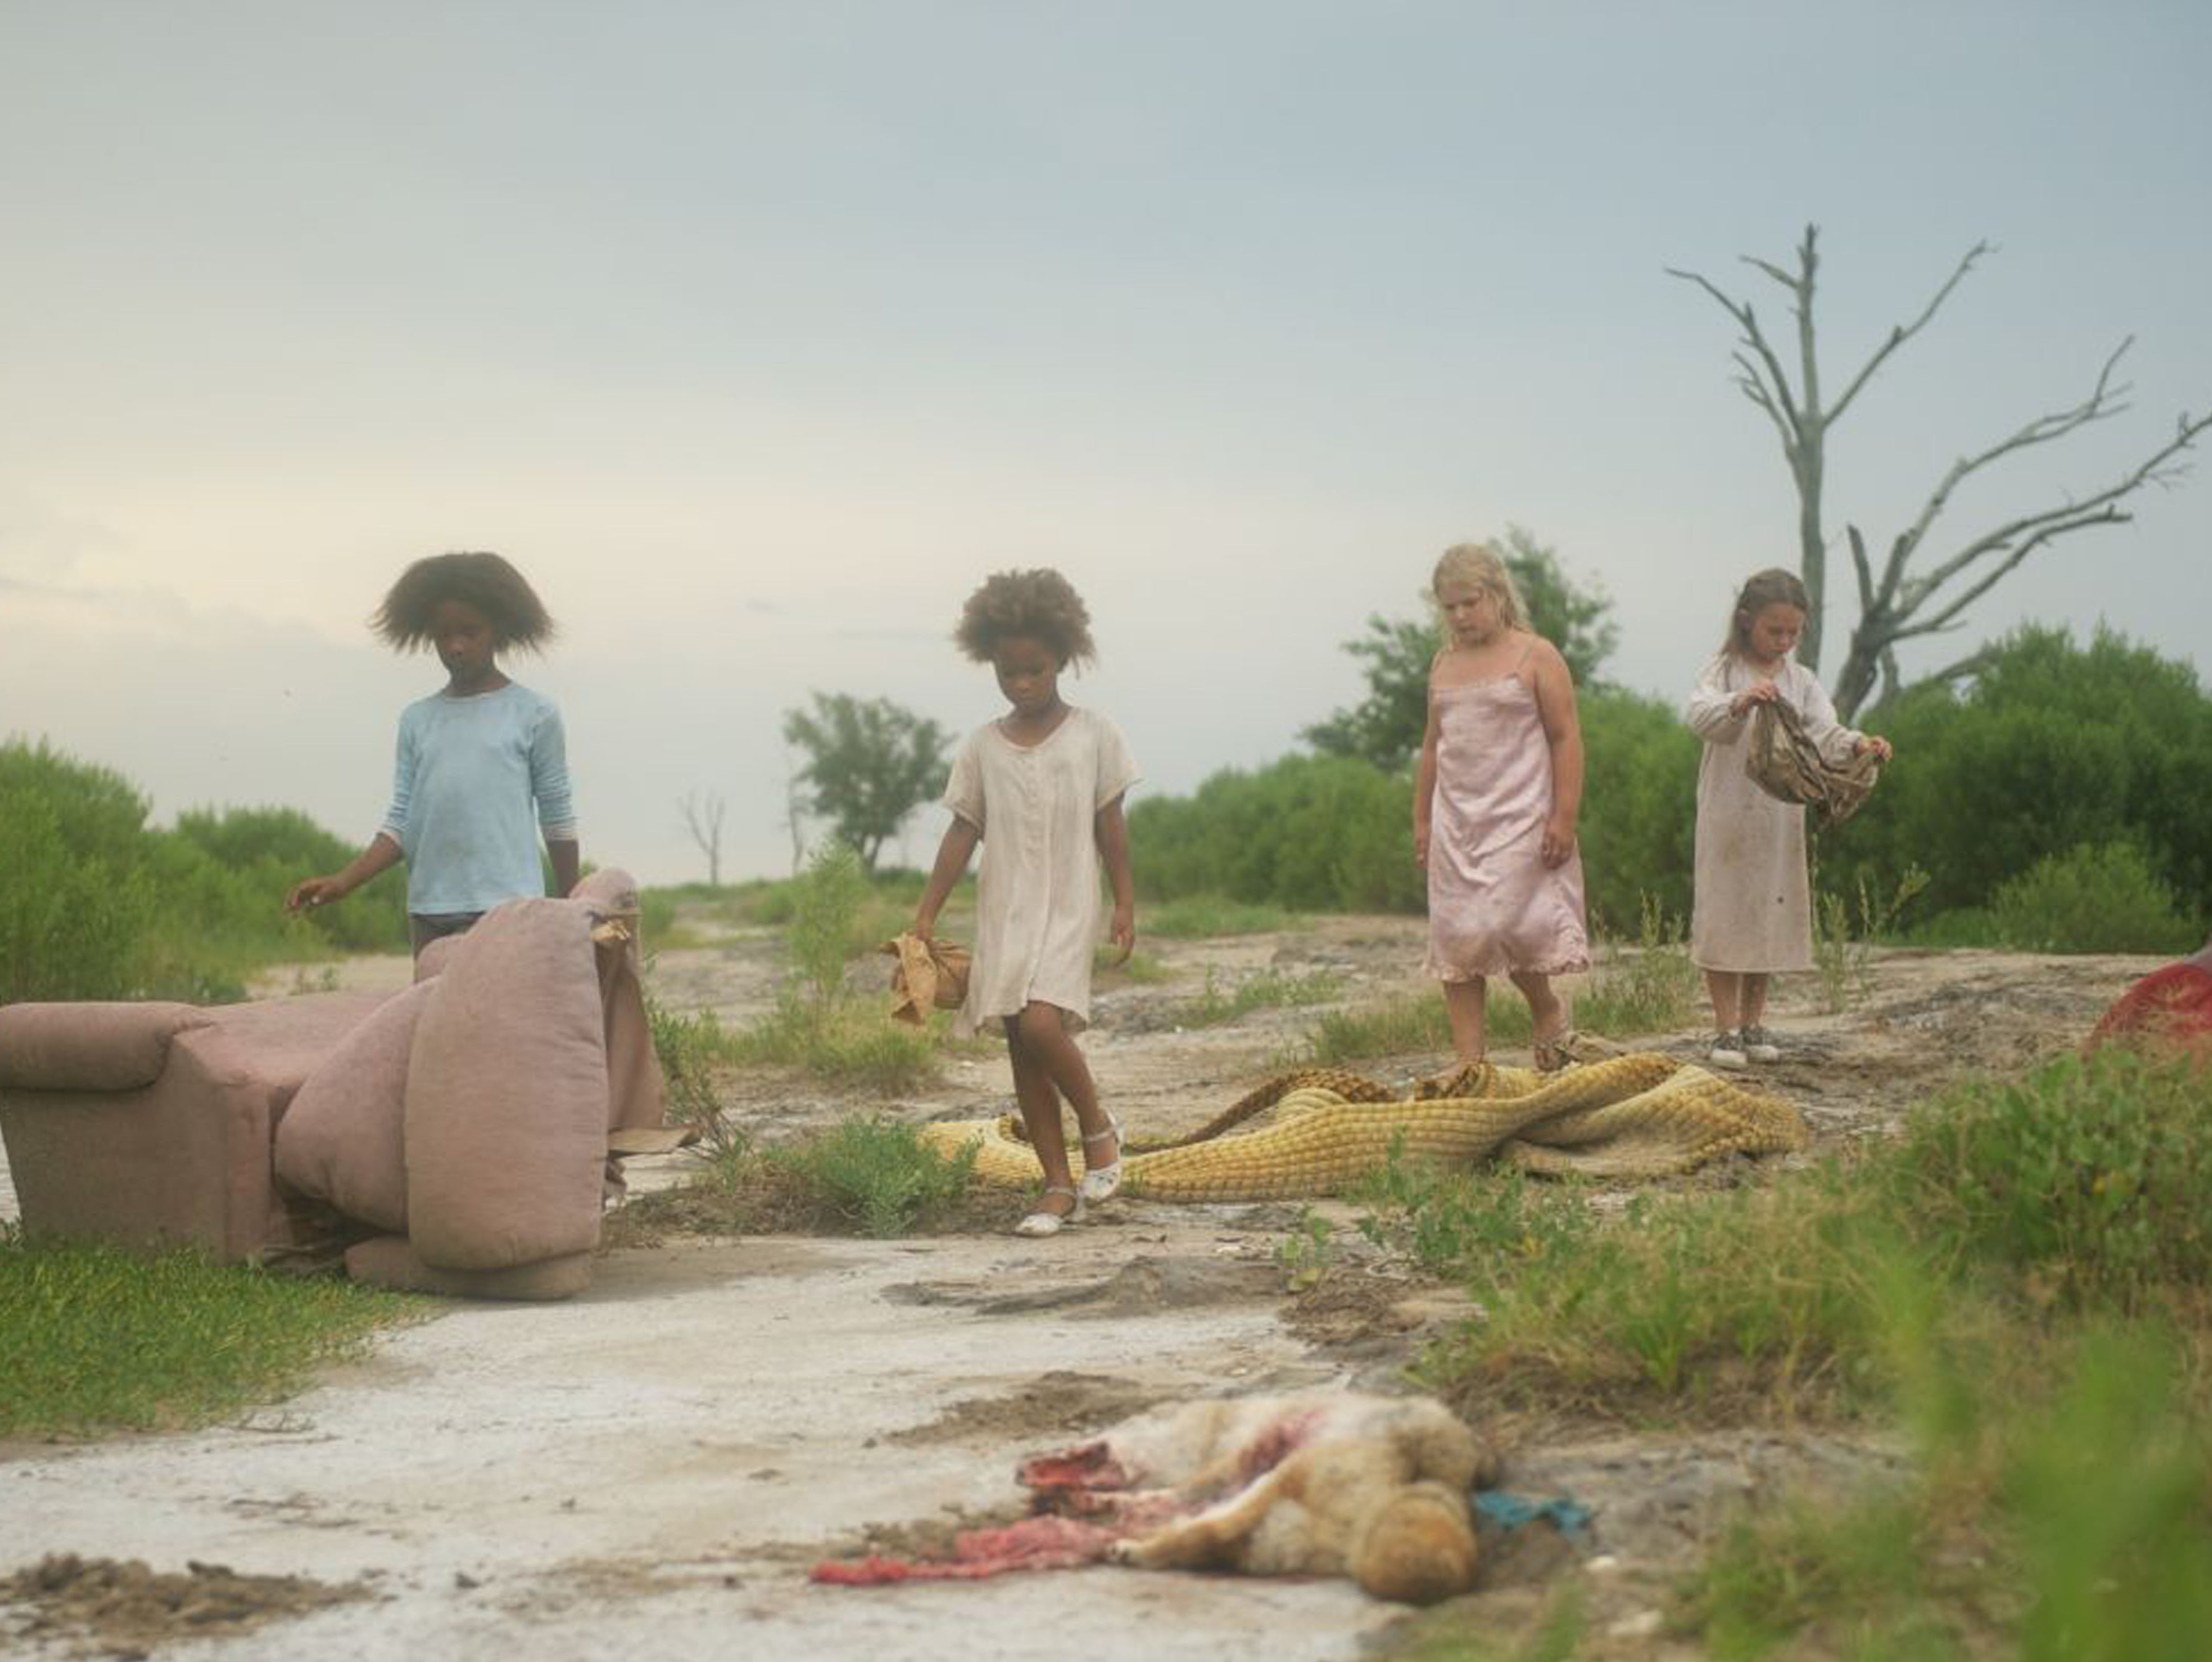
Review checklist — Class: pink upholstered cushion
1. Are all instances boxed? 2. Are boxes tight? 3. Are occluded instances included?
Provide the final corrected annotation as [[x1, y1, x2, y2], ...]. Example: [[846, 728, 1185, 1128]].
[[344, 1234, 592, 1300], [403, 900, 608, 1270], [0, 1003, 211, 1092], [273, 979, 435, 1232]]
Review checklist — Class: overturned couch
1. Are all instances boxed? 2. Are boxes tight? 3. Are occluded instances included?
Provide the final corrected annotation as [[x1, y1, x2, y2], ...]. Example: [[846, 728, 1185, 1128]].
[[0, 870, 672, 1299]]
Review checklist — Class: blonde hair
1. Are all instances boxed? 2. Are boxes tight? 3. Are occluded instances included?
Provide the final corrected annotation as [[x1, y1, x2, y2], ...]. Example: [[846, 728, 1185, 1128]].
[[1431, 542, 1527, 643], [1721, 567, 1812, 659]]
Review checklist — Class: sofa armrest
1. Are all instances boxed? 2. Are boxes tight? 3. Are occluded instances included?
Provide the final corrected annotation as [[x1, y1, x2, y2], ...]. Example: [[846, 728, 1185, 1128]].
[[0, 1003, 212, 1092]]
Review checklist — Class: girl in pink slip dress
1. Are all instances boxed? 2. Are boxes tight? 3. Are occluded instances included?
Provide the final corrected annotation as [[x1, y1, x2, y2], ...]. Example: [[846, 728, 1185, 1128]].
[[1415, 543, 1591, 1069]]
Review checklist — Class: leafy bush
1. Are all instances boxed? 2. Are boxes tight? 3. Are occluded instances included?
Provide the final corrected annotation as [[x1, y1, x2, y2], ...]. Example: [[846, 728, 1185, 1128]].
[[763, 1117, 980, 1237], [0, 750, 156, 1003], [1985, 841, 2200, 955], [1576, 687, 1701, 927], [1133, 753, 1425, 914], [1896, 1048, 2212, 1309], [1827, 626, 2212, 924]]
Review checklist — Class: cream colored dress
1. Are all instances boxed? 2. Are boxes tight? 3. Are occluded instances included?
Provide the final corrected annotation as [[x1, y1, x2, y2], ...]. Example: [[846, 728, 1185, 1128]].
[[942, 707, 1139, 1037], [1686, 653, 1865, 972]]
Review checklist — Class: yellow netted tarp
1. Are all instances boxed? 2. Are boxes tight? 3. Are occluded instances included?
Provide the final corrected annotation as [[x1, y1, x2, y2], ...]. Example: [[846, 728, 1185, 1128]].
[[919, 1054, 1810, 1200]]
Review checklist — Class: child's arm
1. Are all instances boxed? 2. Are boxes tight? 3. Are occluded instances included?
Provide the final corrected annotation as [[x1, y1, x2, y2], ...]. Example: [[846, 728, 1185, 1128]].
[[1412, 667, 1443, 868], [1096, 796, 1136, 963], [1799, 672, 1893, 766], [288, 833, 403, 912], [547, 839, 582, 898], [529, 704, 582, 896], [290, 716, 416, 912], [913, 817, 981, 942], [1686, 656, 1769, 739], [1530, 640, 1584, 867]]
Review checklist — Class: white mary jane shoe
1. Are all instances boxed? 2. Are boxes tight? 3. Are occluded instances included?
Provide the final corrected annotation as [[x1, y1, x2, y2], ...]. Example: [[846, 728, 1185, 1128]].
[[1078, 1114, 1126, 1204], [1014, 1185, 1085, 1238]]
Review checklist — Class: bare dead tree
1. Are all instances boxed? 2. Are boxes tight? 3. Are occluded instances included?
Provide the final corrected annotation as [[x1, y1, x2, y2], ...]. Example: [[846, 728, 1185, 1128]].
[[679, 788, 727, 887], [1672, 225, 2208, 718], [1837, 345, 2212, 716], [1668, 224, 1987, 673]]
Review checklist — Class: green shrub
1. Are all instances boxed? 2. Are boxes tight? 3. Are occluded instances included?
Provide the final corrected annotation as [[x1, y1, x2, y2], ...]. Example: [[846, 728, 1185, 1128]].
[[765, 1117, 980, 1237], [1985, 841, 2201, 955], [1576, 687, 1701, 927], [1576, 895, 1702, 1036], [1826, 626, 2212, 925], [1131, 754, 1423, 913], [1895, 1048, 2212, 1309], [0, 762, 155, 1003], [786, 840, 872, 997]]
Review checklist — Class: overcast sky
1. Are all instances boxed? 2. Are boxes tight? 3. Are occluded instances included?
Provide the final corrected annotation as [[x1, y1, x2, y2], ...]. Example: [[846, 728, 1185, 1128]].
[[4, 1, 2207, 886]]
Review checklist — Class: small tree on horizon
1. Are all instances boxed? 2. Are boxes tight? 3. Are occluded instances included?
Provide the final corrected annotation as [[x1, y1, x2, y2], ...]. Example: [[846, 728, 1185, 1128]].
[[1304, 527, 1618, 772], [781, 692, 951, 873]]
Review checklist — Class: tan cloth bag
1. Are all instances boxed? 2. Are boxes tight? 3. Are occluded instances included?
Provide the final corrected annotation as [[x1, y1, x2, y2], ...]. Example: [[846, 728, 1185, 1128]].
[[879, 932, 973, 1026]]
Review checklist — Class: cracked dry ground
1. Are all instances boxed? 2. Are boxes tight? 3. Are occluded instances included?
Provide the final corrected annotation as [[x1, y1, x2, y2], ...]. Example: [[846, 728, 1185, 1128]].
[[1, 921, 2156, 1660]]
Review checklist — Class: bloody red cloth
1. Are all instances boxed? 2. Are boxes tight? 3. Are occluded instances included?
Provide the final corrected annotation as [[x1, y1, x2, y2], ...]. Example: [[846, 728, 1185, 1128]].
[[810, 1516, 1125, 1585], [2087, 963, 2212, 1053]]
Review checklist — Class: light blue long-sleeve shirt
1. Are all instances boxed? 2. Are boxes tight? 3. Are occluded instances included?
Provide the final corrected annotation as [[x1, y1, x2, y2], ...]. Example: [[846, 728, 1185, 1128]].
[[378, 682, 578, 915]]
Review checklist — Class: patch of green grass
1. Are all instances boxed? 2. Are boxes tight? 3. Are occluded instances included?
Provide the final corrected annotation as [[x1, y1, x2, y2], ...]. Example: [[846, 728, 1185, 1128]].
[[1813, 864, 1930, 1014], [608, 1117, 995, 1241], [728, 995, 943, 1093], [1575, 895, 1702, 1037], [1677, 1323, 2212, 1660], [1894, 1046, 2212, 1310], [1177, 966, 1346, 1029], [0, 1237, 425, 1437], [1296, 987, 1530, 1063], [1095, 945, 1173, 984], [1144, 895, 1304, 939]]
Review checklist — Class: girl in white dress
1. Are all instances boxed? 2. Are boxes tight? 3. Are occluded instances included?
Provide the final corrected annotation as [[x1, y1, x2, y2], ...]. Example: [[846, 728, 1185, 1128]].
[[913, 569, 1139, 1237], [1686, 569, 1893, 1069]]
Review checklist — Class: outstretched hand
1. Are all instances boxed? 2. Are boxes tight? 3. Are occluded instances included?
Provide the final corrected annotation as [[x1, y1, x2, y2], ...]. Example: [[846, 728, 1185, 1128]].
[[287, 875, 345, 912]]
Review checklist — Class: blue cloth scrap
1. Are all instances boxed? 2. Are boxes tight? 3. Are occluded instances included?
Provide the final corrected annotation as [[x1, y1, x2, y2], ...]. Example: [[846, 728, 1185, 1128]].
[[1474, 1490, 1593, 1537]]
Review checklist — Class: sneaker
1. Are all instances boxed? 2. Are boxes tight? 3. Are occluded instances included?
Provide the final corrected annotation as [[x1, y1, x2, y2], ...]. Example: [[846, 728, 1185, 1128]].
[[1740, 1025, 1782, 1063], [1707, 1030, 1749, 1071]]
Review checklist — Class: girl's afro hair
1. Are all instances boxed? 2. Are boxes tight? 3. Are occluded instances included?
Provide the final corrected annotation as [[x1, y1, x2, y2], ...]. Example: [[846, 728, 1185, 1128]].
[[372, 552, 557, 653], [953, 567, 1096, 667]]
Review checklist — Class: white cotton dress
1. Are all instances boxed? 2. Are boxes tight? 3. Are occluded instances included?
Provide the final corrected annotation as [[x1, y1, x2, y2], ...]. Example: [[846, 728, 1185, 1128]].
[[1686, 653, 1866, 973], [942, 707, 1140, 1037]]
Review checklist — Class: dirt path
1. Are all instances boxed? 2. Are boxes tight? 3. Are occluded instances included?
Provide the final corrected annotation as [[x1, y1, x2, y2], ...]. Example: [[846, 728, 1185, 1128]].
[[1, 923, 2159, 1659]]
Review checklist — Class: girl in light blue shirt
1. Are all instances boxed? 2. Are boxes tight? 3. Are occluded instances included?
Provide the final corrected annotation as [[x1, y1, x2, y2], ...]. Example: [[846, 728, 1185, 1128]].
[[288, 553, 580, 954]]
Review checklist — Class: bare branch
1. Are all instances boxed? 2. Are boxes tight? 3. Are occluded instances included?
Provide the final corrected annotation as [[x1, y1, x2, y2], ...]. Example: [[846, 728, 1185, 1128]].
[[1825, 241, 1990, 426], [1667, 267, 1804, 440], [1912, 395, 2209, 599]]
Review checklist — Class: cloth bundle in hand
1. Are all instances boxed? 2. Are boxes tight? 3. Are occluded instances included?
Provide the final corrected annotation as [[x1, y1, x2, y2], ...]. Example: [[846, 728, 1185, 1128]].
[[1746, 698, 1882, 828], [879, 932, 972, 1026]]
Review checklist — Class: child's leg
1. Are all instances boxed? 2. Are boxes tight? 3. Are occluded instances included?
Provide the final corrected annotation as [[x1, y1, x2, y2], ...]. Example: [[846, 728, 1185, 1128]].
[[1439, 978, 1487, 1061], [1509, 970, 1567, 1042], [1738, 974, 1772, 1029], [1012, 1001, 1118, 1171], [1704, 969, 1743, 1032], [1005, 1019, 1078, 1217]]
